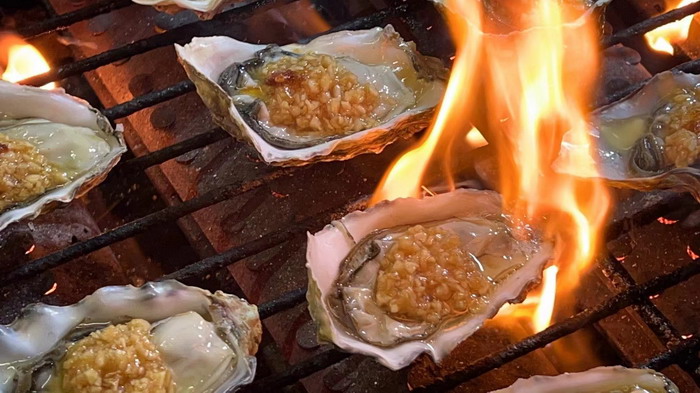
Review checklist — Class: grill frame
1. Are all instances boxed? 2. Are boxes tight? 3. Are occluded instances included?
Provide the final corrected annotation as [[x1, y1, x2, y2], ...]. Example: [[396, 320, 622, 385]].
[[3, 0, 700, 391]]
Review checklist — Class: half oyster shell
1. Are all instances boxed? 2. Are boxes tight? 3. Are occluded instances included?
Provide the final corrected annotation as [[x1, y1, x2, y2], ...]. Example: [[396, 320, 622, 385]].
[[131, 0, 246, 19], [0, 280, 261, 393], [0, 81, 126, 231], [175, 25, 447, 166], [306, 189, 554, 369], [554, 71, 700, 200], [491, 366, 679, 393]]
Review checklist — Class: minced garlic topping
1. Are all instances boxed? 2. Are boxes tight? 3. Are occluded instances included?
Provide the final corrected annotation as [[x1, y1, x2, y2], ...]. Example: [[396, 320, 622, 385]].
[[374, 225, 493, 325], [256, 53, 385, 136], [61, 319, 175, 393], [659, 87, 700, 167], [0, 133, 68, 211]]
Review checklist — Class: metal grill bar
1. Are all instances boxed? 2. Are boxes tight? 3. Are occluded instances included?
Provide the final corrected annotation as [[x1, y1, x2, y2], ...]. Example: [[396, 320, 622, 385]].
[[242, 350, 353, 393], [603, 1, 700, 47], [410, 261, 700, 392], [18, 0, 134, 38], [119, 127, 229, 172], [257, 287, 307, 319], [643, 336, 700, 370], [103, 80, 195, 121], [0, 168, 297, 287], [18, 0, 294, 87]]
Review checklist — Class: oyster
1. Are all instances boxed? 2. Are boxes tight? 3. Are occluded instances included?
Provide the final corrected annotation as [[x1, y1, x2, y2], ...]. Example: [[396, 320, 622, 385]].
[[0, 81, 126, 231], [131, 0, 246, 19], [306, 189, 554, 369], [175, 25, 447, 166], [0, 280, 261, 393], [491, 366, 679, 393], [554, 71, 700, 200]]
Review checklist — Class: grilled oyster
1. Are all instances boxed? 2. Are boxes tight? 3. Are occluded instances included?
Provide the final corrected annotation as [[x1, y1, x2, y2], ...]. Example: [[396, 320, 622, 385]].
[[0, 280, 261, 393], [554, 71, 700, 200], [131, 0, 245, 19], [175, 25, 447, 166], [491, 366, 679, 393], [306, 189, 554, 369], [0, 81, 126, 231]]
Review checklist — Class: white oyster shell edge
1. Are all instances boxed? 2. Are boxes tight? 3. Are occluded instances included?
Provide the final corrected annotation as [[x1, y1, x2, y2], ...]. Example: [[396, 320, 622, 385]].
[[490, 366, 679, 393], [174, 26, 445, 164], [0, 81, 126, 231], [306, 189, 554, 370]]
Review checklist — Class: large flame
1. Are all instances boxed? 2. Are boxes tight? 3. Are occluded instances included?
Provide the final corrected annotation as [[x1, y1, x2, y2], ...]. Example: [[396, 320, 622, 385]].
[[0, 35, 55, 89], [371, 0, 610, 332], [644, 0, 698, 55]]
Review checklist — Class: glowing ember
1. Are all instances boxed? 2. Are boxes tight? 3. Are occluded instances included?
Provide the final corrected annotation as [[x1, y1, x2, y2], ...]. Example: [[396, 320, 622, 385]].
[[687, 245, 699, 260], [644, 0, 698, 55], [371, 0, 611, 332], [44, 282, 58, 295], [657, 217, 679, 225], [0, 35, 55, 89]]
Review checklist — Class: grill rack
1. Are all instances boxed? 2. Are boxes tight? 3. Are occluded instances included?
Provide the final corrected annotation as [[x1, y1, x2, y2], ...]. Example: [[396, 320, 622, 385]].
[[5, 1, 700, 391]]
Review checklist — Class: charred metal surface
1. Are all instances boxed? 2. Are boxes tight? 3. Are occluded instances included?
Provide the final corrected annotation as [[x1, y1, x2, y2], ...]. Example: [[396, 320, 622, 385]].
[[103, 80, 195, 120], [119, 127, 229, 172], [258, 287, 307, 319], [18, 0, 133, 38], [0, 168, 297, 287]]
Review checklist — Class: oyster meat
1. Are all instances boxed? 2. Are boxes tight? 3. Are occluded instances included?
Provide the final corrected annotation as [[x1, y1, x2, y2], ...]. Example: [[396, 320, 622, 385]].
[[555, 71, 700, 199], [0, 280, 261, 393], [491, 366, 679, 393], [0, 81, 126, 231], [306, 189, 554, 369], [131, 0, 247, 19], [175, 25, 447, 166]]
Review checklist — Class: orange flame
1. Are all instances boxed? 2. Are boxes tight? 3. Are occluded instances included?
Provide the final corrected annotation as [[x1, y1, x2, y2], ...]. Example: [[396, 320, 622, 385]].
[[371, 0, 610, 332], [0, 35, 55, 89], [644, 0, 698, 55]]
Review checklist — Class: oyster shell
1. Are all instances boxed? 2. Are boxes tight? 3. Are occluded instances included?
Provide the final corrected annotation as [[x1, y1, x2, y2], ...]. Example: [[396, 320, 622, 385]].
[[491, 366, 679, 393], [554, 71, 700, 200], [175, 25, 447, 166], [0, 280, 261, 393], [0, 81, 126, 231], [131, 0, 246, 19], [306, 189, 554, 369]]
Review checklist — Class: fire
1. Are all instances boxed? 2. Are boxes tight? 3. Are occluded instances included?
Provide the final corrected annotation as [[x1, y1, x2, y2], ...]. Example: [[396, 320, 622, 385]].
[[371, 0, 610, 332], [644, 0, 698, 55], [0, 35, 55, 89]]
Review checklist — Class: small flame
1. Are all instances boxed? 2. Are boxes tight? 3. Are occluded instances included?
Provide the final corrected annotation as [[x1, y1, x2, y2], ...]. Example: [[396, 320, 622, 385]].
[[465, 127, 488, 149], [644, 0, 698, 55], [0, 35, 55, 89], [371, 0, 610, 331], [533, 266, 559, 331], [687, 245, 699, 260]]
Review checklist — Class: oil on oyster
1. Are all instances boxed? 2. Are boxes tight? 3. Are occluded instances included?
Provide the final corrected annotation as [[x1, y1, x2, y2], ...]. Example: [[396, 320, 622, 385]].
[[555, 71, 700, 200], [0, 80, 125, 231], [490, 366, 679, 393], [175, 25, 447, 166], [306, 189, 554, 369], [131, 0, 246, 19], [0, 280, 261, 393]]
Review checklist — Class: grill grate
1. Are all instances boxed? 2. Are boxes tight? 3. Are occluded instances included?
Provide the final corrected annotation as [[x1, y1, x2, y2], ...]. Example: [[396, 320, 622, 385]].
[[3, 0, 700, 392]]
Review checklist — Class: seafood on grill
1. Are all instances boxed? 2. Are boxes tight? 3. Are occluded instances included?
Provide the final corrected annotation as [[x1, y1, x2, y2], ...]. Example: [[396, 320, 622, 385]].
[[0, 80, 126, 231], [554, 71, 700, 199], [131, 0, 243, 19], [175, 25, 447, 166], [490, 366, 679, 393], [0, 280, 262, 393], [306, 189, 554, 369]]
